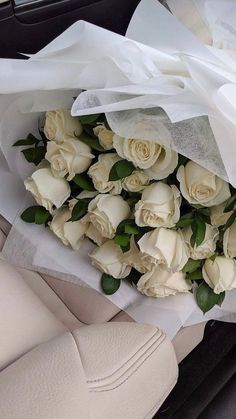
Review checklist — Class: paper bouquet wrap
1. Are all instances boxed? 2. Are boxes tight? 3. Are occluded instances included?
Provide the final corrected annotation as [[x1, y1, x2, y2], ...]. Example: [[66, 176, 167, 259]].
[[1, 0, 236, 337]]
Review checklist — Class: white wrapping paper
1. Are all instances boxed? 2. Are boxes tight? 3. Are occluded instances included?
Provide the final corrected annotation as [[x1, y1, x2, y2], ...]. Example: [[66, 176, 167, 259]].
[[1, 0, 236, 337]]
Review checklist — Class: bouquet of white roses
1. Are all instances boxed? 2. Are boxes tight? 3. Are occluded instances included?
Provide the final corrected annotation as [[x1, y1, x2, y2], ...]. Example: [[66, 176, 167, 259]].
[[14, 108, 236, 314]]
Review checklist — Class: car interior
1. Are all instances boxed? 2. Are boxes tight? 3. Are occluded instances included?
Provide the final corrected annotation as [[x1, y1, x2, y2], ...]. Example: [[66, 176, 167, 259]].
[[0, 1, 236, 418]]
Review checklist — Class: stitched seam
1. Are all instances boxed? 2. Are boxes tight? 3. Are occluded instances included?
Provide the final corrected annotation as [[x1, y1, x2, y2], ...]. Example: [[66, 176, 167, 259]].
[[87, 329, 162, 384], [88, 334, 166, 389], [144, 373, 178, 419], [89, 334, 168, 392]]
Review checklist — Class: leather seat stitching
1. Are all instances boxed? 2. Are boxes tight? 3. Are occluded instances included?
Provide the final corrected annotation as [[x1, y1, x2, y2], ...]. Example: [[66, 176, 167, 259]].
[[89, 334, 167, 391], [87, 329, 162, 383]]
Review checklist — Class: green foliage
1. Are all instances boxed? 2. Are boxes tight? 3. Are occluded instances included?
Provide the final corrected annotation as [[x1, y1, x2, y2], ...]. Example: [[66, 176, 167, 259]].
[[21, 146, 46, 166], [182, 258, 202, 273], [13, 131, 47, 166], [71, 198, 91, 221], [21, 206, 51, 225], [196, 282, 225, 313], [101, 273, 121, 295], [190, 217, 206, 247], [76, 132, 105, 151], [126, 268, 142, 286], [223, 211, 236, 232], [72, 174, 95, 191], [114, 234, 130, 247], [187, 269, 203, 281], [78, 114, 101, 124], [13, 133, 39, 147], [109, 159, 136, 181], [116, 219, 139, 236], [224, 194, 236, 212], [175, 213, 194, 228]]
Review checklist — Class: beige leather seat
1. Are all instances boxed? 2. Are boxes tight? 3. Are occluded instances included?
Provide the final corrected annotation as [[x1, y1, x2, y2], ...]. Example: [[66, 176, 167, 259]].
[[0, 221, 178, 419], [0, 215, 206, 417]]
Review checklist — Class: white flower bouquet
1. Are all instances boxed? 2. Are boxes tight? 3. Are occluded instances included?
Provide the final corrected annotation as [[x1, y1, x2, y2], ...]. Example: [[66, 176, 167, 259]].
[[1, 0, 236, 335], [11, 108, 235, 314]]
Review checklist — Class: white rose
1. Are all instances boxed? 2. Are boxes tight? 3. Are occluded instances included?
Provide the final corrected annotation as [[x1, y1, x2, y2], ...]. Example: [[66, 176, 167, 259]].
[[94, 125, 114, 150], [123, 236, 152, 274], [183, 224, 219, 260], [135, 182, 181, 228], [138, 227, 189, 271], [50, 207, 88, 250], [122, 170, 149, 192], [210, 204, 233, 227], [113, 135, 162, 169], [44, 109, 82, 143], [203, 256, 236, 294], [177, 161, 231, 207], [145, 147, 178, 180], [90, 240, 131, 279], [45, 139, 94, 181], [86, 223, 106, 246], [88, 153, 122, 194], [223, 221, 236, 258], [68, 191, 104, 246], [24, 167, 71, 214], [88, 194, 130, 239], [137, 266, 191, 297]]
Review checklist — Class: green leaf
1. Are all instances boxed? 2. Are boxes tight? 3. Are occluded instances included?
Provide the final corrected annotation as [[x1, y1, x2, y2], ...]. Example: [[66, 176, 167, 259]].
[[187, 269, 203, 281], [77, 133, 105, 151], [182, 258, 202, 273], [82, 124, 97, 138], [116, 219, 138, 235], [21, 206, 40, 223], [71, 199, 90, 221], [13, 133, 39, 147], [21, 206, 51, 225], [78, 114, 101, 125], [191, 204, 205, 209], [124, 223, 139, 235], [101, 273, 121, 295], [176, 154, 189, 170], [198, 208, 211, 217], [223, 211, 236, 231], [209, 253, 218, 262], [114, 234, 130, 247], [197, 207, 211, 224], [109, 159, 136, 181], [175, 213, 194, 228], [21, 146, 46, 166], [196, 282, 224, 313], [127, 268, 142, 286], [217, 291, 225, 307], [190, 217, 206, 247], [72, 174, 95, 191], [224, 194, 236, 212], [35, 207, 51, 225]]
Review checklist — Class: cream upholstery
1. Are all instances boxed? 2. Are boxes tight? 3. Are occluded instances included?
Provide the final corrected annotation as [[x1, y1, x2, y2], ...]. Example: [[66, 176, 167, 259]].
[[74, 324, 178, 419], [43, 274, 121, 324], [0, 333, 89, 419], [172, 322, 206, 363], [0, 214, 206, 359], [0, 214, 207, 417], [0, 256, 178, 418], [0, 257, 66, 370], [18, 268, 83, 331]]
